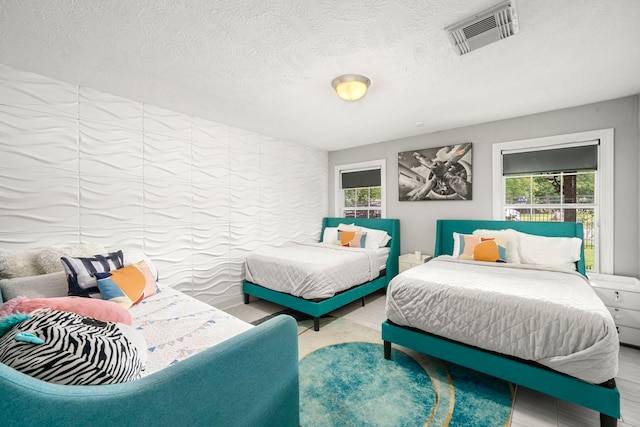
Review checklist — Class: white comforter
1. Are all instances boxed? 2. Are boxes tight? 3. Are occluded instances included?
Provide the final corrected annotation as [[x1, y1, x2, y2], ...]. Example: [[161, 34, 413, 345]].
[[245, 242, 379, 299], [386, 256, 619, 384], [131, 286, 253, 376]]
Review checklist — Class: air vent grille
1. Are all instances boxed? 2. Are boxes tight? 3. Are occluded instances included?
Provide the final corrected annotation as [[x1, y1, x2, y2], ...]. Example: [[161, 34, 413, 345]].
[[446, 1, 519, 55], [463, 15, 497, 39]]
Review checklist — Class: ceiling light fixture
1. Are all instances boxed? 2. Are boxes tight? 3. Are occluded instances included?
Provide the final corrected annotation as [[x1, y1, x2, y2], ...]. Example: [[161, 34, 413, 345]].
[[331, 74, 371, 101]]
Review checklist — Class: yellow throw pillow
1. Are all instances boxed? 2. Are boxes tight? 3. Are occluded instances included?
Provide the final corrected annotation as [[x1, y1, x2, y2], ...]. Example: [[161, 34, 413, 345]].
[[337, 231, 367, 248], [456, 234, 508, 263]]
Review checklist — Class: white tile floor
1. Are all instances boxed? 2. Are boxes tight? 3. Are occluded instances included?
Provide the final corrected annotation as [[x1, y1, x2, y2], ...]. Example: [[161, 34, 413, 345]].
[[226, 290, 640, 427]]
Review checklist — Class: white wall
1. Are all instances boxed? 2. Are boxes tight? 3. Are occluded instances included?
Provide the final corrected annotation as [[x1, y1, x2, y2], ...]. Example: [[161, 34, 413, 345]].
[[329, 96, 640, 277], [0, 64, 329, 308]]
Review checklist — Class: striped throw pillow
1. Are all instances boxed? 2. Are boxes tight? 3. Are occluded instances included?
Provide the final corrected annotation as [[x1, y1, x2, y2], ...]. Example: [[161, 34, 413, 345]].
[[62, 250, 124, 298]]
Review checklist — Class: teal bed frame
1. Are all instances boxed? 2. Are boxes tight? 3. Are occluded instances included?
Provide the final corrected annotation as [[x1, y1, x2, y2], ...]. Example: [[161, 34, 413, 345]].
[[243, 217, 401, 331], [382, 219, 620, 427]]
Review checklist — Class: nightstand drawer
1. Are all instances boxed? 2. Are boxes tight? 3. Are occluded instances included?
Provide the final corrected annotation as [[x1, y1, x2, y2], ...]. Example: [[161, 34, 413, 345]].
[[617, 325, 640, 347], [593, 288, 640, 310], [398, 254, 432, 273], [607, 307, 640, 328], [399, 261, 425, 273]]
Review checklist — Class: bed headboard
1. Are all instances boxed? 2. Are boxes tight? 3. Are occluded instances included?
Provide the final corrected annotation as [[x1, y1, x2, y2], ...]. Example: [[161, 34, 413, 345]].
[[321, 217, 401, 282], [434, 219, 586, 276]]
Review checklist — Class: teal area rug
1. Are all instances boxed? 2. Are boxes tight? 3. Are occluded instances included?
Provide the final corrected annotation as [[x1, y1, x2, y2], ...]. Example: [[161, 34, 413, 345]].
[[297, 319, 514, 427]]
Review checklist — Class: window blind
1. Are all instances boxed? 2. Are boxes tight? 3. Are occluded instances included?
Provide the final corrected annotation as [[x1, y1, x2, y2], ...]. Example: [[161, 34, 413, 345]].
[[341, 169, 381, 189], [502, 142, 598, 175]]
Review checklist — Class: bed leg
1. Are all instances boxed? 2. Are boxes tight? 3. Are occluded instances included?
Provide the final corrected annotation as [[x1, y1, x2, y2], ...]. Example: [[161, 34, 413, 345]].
[[243, 293, 249, 304], [600, 413, 617, 427], [384, 341, 391, 360], [314, 317, 320, 331], [361, 296, 365, 307]]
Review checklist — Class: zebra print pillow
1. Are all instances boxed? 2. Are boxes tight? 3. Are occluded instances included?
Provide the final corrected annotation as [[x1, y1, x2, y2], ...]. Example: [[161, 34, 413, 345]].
[[0, 309, 145, 385]]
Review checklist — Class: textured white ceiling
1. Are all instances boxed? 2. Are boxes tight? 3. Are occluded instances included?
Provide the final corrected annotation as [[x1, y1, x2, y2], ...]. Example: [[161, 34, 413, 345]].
[[1, 0, 639, 151]]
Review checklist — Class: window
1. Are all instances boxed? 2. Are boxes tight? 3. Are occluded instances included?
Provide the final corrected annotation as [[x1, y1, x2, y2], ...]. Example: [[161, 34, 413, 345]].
[[335, 160, 386, 218], [492, 129, 614, 274]]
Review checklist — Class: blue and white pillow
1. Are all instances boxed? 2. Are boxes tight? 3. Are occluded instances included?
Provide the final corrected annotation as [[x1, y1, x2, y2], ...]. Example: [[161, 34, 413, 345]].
[[62, 250, 124, 298]]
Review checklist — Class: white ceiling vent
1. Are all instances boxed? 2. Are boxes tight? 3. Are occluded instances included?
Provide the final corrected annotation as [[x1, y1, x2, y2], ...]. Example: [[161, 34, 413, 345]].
[[446, 1, 519, 55]]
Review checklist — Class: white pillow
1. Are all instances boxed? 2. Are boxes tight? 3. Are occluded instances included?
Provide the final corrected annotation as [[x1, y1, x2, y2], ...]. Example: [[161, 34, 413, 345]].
[[359, 226, 391, 249], [472, 229, 521, 263], [337, 223, 359, 231], [452, 232, 466, 256], [515, 231, 582, 267], [124, 250, 159, 281], [322, 227, 339, 244]]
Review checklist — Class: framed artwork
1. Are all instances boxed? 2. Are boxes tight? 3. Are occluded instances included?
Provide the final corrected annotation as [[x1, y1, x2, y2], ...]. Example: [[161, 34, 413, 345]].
[[398, 143, 472, 201]]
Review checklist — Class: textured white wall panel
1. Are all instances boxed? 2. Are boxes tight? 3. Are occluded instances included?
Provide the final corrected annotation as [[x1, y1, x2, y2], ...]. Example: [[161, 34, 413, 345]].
[[0, 169, 79, 233], [191, 117, 229, 142], [143, 104, 191, 138], [79, 176, 144, 229], [229, 127, 260, 154], [229, 185, 261, 225], [191, 124, 230, 183], [0, 230, 80, 249], [0, 105, 78, 172], [0, 64, 77, 118], [191, 163, 231, 185], [260, 187, 286, 220], [143, 180, 192, 227], [306, 147, 329, 232], [192, 181, 230, 224], [143, 133, 192, 181], [306, 147, 328, 170], [0, 64, 328, 308], [259, 134, 287, 158], [79, 86, 143, 130], [192, 222, 232, 306], [229, 222, 262, 256], [229, 132, 260, 188], [192, 222, 230, 261], [79, 122, 143, 177], [143, 225, 193, 293], [81, 228, 145, 255], [192, 270, 235, 306], [259, 155, 286, 188]]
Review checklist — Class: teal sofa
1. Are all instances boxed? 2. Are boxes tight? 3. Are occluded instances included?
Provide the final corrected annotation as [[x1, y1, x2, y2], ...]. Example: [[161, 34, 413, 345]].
[[0, 311, 300, 427]]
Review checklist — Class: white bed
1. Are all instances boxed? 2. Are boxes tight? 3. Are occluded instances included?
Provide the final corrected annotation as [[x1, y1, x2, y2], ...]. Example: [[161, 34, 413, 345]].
[[386, 256, 618, 383], [243, 217, 401, 331], [382, 219, 621, 427], [245, 242, 388, 300], [131, 285, 253, 376]]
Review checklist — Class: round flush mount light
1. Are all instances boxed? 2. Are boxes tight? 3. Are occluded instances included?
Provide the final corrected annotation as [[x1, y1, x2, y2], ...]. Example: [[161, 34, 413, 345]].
[[331, 74, 371, 101]]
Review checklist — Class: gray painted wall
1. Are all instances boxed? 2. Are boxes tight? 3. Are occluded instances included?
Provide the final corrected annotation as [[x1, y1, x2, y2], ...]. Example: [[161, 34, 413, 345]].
[[329, 95, 640, 277]]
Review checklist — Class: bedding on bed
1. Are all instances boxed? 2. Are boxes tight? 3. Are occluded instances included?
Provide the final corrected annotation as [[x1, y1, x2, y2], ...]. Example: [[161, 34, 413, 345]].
[[244, 242, 380, 299], [130, 286, 253, 376], [376, 247, 390, 271], [385, 256, 619, 384]]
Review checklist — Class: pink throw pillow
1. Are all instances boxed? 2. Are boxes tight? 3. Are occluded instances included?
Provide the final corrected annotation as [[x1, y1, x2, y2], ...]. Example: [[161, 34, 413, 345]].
[[11, 296, 132, 325]]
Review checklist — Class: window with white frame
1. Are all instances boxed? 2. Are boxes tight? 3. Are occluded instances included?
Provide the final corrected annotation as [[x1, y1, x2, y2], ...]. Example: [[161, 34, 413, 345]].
[[492, 129, 614, 274], [335, 160, 386, 219]]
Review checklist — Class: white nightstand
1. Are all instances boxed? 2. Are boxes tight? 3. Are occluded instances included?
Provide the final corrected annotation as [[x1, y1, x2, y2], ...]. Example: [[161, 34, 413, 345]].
[[399, 253, 432, 273], [590, 274, 640, 347]]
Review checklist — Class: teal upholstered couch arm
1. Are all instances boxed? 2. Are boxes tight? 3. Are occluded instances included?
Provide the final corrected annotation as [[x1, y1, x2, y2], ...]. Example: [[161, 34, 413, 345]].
[[0, 314, 299, 427]]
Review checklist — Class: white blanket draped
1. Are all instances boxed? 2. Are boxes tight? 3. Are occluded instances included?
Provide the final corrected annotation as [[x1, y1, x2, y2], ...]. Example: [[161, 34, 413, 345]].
[[245, 242, 379, 299], [385, 256, 619, 384], [131, 286, 252, 376]]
